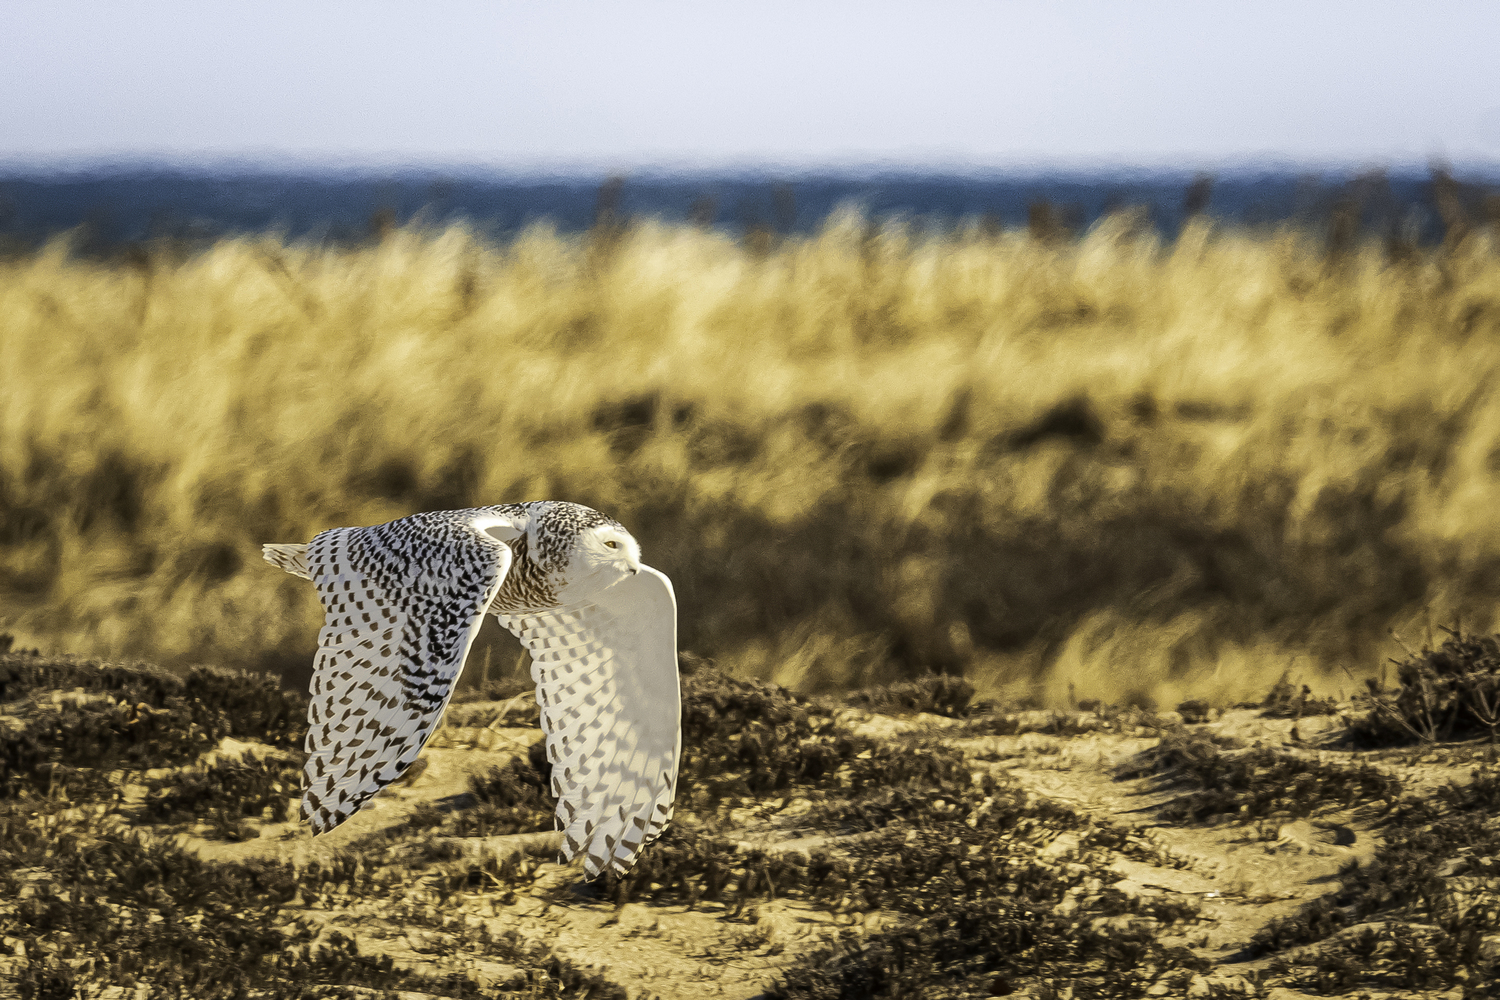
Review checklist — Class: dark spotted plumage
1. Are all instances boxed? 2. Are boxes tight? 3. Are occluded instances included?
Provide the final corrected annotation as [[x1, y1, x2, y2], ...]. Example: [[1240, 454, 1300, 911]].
[[264, 501, 680, 878], [487, 502, 618, 613]]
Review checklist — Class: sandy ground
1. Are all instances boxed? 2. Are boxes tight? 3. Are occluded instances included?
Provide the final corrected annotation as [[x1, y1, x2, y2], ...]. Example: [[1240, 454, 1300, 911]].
[[72, 703, 1479, 999], [6, 667, 1498, 1000]]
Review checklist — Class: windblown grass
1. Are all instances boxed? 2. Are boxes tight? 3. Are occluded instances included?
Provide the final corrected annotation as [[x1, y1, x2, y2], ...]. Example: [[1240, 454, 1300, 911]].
[[4, 212, 1500, 702]]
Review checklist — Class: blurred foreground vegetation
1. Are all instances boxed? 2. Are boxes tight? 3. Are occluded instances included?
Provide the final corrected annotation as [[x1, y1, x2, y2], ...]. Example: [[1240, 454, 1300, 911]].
[[4, 204, 1500, 703]]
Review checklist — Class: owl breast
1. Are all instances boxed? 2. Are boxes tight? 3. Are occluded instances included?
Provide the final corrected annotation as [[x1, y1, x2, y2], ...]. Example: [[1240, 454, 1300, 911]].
[[487, 532, 561, 613]]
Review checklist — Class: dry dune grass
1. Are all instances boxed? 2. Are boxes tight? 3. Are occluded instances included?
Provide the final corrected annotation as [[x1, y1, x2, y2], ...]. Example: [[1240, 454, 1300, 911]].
[[3, 210, 1500, 705]]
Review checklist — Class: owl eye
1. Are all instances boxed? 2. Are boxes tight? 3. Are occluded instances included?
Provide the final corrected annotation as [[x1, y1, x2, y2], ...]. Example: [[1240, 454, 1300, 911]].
[[605, 540, 619, 549]]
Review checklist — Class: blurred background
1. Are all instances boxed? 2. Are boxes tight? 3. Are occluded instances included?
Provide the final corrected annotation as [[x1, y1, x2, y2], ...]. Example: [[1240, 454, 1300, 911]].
[[3, 1, 1500, 707]]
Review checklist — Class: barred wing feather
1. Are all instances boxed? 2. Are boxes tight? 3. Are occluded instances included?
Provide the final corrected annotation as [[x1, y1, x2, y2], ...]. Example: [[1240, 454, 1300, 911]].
[[498, 567, 680, 877], [298, 513, 516, 833]]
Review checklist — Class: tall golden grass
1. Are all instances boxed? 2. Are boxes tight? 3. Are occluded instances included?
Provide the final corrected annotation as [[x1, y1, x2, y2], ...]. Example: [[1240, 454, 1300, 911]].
[[3, 210, 1500, 707]]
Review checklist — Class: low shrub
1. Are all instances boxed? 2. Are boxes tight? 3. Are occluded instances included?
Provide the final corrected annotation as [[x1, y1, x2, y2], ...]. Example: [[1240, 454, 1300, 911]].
[[2, 695, 228, 800], [1125, 730, 1400, 822], [1350, 628, 1500, 745], [1261, 671, 1339, 718], [1250, 763, 1500, 992], [441, 742, 556, 838], [0, 652, 308, 747], [143, 750, 303, 836], [844, 672, 976, 717]]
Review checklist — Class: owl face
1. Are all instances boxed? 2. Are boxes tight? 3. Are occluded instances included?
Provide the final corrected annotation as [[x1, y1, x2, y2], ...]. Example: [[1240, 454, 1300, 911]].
[[568, 523, 642, 588]]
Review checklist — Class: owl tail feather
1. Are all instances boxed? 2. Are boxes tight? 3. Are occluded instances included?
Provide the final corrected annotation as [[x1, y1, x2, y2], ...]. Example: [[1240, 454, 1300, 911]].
[[262, 542, 312, 579]]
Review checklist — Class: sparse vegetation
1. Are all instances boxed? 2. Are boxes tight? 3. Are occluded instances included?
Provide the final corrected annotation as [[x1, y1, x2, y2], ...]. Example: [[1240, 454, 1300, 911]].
[[1176, 697, 1213, 723], [0, 649, 308, 747], [1351, 627, 1500, 745], [676, 659, 853, 810], [1126, 729, 1402, 822], [592, 686, 1210, 998], [1251, 763, 1500, 993], [437, 744, 557, 839], [0, 799, 506, 999], [1260, 670, 1339, 718], [6, 649, 1500, 996], [143, 749, 303, 838], [2, 691, 228, 800], [0, 666, 656, 997], [761, 791, 1213, 998], [844, 672, 976, 717]]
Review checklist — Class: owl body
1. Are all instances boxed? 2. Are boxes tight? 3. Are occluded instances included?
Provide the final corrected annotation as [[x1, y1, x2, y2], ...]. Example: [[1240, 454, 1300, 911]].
[[263, 501, 680, 877]]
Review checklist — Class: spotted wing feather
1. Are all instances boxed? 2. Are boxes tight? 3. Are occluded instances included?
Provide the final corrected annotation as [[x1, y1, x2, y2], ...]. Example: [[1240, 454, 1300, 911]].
[[498, 567, 680, 877], [299, 511, 516, 834]]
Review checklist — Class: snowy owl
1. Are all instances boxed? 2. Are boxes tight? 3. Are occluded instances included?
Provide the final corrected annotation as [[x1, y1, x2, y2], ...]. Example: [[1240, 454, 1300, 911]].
[[262, 501, 680, 877]]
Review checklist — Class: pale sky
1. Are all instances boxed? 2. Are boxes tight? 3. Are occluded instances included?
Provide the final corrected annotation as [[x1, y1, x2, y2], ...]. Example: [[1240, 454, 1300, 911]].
[[3, 0, 1498, 171]]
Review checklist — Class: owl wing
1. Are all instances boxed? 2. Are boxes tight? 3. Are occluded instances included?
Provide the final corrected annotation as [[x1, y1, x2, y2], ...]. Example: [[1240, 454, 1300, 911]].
[[296, 510, 520, 834], [497, 567, 680, 878]]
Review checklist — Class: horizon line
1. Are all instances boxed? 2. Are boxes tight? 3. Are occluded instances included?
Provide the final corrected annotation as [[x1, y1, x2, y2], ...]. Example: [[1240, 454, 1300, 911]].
[[3, 154, 1500, 183]]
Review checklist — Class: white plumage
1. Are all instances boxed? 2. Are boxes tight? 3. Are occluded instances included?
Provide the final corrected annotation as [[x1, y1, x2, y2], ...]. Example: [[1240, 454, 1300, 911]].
[[263, 501, 680, 877]]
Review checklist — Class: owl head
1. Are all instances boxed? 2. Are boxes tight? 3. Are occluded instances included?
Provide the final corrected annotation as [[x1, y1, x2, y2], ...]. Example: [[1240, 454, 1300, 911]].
[[565, 522, 642, 590]]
